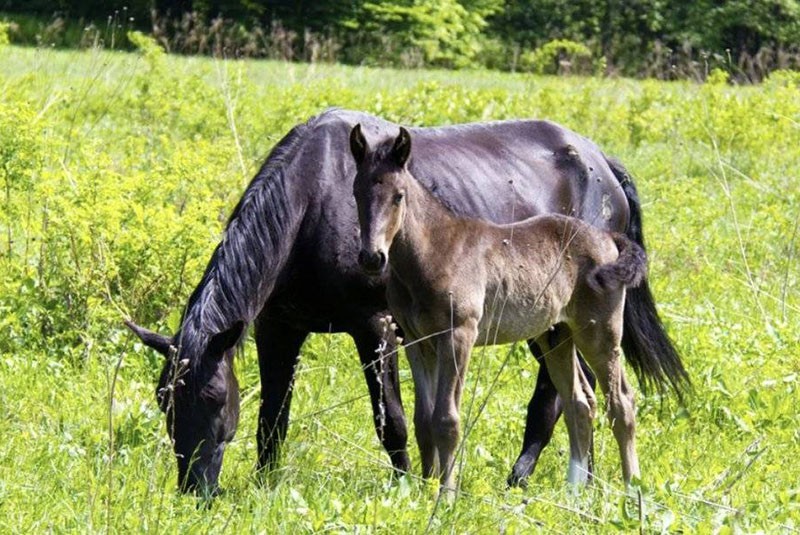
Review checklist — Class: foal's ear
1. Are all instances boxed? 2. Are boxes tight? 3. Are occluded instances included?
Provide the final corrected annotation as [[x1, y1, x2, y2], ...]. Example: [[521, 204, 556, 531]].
[[393, 127, 411, 167], [350, 124, 368, 165], [206, 320, 245, 361], [125, 319, 173, 357]]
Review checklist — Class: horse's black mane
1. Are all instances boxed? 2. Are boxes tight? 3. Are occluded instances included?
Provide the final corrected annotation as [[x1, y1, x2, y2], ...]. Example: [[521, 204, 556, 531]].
[[176, 116, 316, 367]]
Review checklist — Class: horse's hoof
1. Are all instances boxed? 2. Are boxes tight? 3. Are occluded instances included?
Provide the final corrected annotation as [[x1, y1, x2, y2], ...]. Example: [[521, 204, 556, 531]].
[[390, 452, 412, 476], [507, 472, 529, 489], [195, 487, 223, 509]]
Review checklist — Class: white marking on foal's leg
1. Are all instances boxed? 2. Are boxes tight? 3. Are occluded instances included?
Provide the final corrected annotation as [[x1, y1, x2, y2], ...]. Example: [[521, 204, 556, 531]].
[[567, 453, 590, 485]]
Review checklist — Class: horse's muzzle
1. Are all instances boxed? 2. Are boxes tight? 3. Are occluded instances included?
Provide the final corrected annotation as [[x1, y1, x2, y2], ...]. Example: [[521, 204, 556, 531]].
[[177, 442, 225, 497], [358, 249, 387, 274]]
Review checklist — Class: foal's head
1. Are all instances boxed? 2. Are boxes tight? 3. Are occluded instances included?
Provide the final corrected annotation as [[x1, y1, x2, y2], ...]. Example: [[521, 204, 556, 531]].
[[350, 124, 412, 275], [125, 319, 242, 496]]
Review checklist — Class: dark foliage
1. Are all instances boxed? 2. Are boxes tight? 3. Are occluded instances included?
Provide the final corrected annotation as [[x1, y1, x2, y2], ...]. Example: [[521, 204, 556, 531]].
[[3, 0, 799, 78]]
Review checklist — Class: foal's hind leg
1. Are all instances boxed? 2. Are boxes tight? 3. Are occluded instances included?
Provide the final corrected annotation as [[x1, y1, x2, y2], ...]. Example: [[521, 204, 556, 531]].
[[508, 335, 598, 487], [352, 318, 411, 474], [542, 325, 597, 485], [573, 305, 640, 485]]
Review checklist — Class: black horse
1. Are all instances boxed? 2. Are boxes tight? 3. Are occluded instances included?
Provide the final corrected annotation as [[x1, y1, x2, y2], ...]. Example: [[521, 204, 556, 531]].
[[126, 108, 688, 494]]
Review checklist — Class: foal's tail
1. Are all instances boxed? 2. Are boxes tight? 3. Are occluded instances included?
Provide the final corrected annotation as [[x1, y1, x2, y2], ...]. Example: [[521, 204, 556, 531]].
[[606, 157, 691, 402], [587, 234, 646, 292]]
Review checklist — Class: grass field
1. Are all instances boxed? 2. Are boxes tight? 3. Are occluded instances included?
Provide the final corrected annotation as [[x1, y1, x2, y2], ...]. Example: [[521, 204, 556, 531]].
[[0, 40, 798, 532]]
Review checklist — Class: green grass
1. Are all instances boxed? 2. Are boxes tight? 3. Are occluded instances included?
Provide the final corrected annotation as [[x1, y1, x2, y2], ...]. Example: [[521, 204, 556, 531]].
[[0, 42, 798, 532]]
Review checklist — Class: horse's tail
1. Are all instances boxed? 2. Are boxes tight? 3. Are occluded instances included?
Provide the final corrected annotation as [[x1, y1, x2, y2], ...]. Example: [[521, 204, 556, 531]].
[[606, 157, 691, 401], [587, 234, 647, 292]]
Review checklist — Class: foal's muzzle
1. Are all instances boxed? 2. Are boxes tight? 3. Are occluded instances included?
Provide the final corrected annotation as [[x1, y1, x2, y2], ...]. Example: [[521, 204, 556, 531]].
[[358, 249, 387, 274]]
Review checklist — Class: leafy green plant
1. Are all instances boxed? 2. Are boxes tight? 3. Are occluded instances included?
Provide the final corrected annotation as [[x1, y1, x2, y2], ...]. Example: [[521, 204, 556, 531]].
[[0, 21, 11, 46], [127, 30, 165, 69], [520, 39, 592, 75]]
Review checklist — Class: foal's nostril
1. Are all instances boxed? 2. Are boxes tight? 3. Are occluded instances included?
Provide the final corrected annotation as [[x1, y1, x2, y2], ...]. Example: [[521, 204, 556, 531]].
[[358, 249, 386, 273]]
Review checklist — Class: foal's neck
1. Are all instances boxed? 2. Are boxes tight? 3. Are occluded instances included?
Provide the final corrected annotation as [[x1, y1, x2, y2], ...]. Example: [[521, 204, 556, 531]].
[[392, 173, 465, 275], [408, 173, 458, 224]]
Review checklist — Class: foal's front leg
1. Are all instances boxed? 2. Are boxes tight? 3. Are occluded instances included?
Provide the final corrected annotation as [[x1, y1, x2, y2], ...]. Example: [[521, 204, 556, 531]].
[[405, 342, 439, 478], [433, 320, 479, 493]]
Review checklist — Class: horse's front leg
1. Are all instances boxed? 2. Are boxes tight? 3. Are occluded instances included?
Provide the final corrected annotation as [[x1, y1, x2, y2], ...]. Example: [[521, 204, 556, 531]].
[[433, 319, 479, 493], [352, 316, 411, 475], [254, 315, 309, 473]]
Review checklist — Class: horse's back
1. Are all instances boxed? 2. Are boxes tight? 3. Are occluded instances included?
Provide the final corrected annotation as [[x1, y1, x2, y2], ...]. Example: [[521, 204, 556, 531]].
[[308, 108, 628, 230]]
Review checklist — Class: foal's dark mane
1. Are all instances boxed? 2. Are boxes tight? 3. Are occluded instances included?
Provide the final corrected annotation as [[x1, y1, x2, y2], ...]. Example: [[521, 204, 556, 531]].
[[176, 119, 314, 368]]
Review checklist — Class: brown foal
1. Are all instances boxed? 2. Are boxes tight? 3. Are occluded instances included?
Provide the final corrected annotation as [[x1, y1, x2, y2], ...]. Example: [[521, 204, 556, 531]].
[[350, 124, 646, 493]]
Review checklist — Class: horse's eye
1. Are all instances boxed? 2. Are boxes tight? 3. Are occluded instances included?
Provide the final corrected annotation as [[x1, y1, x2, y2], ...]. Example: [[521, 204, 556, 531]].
[[392, 192, 404, 205], [201, 383, 227, 408]]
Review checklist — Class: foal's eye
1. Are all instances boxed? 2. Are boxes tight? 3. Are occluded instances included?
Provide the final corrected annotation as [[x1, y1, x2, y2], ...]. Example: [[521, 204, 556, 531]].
[[392, 192, 404, 205]]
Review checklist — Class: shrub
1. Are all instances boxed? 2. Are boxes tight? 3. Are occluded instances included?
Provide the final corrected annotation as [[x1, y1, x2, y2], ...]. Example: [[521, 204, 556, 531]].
[[520, 39, 593, 75], [0, 21, 11, 46]]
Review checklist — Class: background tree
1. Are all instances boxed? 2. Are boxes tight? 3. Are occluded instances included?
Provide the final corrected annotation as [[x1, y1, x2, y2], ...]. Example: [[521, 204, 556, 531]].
[[3, 0, 800, 78]]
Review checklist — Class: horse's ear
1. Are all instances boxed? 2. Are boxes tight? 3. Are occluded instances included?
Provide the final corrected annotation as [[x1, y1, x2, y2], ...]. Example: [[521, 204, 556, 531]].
[[350, 124, 368, 165], [206, 320, 245, 361], [393, 127, 411, 167], [125, 319, 173, 357]]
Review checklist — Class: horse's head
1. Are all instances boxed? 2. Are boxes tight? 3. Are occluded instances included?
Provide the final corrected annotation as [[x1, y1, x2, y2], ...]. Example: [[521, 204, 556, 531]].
[[350, 124, 412, 275], [125, 319, 242, 496]]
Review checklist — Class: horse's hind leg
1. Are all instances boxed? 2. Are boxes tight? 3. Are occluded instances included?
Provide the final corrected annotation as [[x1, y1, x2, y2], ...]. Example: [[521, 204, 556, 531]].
[[352, 318, 411, 475], [507, 337, 561, 487], [573, 304, 640, 485], [542, 325, 597, 485], [508, 335, 597, 487], [255, 315, 308, 473]]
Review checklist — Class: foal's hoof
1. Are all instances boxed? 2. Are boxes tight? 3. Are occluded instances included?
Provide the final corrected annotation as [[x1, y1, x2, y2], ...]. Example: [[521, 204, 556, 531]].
[[437, 486, 458, 505], [624, 476, 645, 496]]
